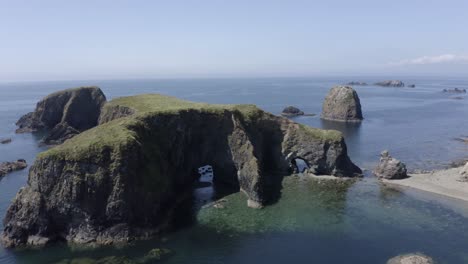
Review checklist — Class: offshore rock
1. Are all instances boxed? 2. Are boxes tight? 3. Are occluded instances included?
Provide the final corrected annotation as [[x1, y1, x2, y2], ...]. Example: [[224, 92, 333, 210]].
[[321, 86, 363, 122], [375, 80, 405, 87], [0, 138, 12, 144], [346, 81, 368, 86], [0, 159, 27, 177], [281, 106, 304, 117], [15, 86, 106, 144], [374, 150, 408, 179], [2, 94, 361, 247]]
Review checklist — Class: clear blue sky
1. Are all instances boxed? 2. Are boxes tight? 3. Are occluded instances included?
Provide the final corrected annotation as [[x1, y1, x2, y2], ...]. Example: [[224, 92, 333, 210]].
[[1, 0, 468, 81]]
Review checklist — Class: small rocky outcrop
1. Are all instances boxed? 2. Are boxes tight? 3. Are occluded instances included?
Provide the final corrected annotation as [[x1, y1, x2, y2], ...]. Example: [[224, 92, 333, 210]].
[[16, 86, 106, 144], [375, 80, 405, 87], [408, 84, 416, 88], [387, 253, 435, 264], [443, 88, 466, 93], [0, 138, 12, 144], [0, 159, 27, 177], [374, 150, 408, 179], [346, 81, 368, 86], [281, 106, 304, 117], [461, 162, 468, 176], [321, 86, 363, 122], [2, 94, 361, 248]]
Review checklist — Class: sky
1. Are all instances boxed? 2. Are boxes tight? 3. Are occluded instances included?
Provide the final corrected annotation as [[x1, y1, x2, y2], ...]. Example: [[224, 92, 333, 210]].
[[1, 0, 468, 81]]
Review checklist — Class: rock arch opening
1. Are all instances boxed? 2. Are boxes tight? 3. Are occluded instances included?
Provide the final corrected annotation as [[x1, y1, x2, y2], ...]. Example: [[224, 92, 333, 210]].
[[291, 158, 309, 173]]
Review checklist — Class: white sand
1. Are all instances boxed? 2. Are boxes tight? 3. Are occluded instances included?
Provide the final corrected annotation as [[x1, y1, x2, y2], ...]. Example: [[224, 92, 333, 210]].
[[382, 167, 468, 202]]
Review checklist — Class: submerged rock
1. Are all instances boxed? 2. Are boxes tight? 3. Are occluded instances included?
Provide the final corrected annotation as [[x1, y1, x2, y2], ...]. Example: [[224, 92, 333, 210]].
[[321, 86, 363, 122], [375, 80, 405, 87], [139, 248, 173, 262], [281, 106, 304, 117], [408, 84, 416, 88], [443, 88, 466, 93], [15, 86, 106, 144], [0, 138, 12, 144], [374, 150, 408, 179], [387, 253, 435, 264], [2, 94, 361, 248], [0, 159, 27, 177], [54, 256, 135, 264], [346, 81, 368, 86]]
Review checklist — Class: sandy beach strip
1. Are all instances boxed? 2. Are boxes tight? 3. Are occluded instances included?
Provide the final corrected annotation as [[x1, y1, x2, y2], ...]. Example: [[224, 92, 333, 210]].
[[382, 167, 468, 202]]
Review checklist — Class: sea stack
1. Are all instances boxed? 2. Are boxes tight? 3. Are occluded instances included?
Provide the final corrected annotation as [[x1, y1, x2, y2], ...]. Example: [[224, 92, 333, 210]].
[[374, 150, 408, 179], [321, 86, 363, 122], [1, 93, 361, 248], [15, 86, 107, 144]]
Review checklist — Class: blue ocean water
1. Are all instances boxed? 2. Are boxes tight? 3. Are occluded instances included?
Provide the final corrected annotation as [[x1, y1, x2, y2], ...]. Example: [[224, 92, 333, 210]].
[[0, 77, 467, 263]]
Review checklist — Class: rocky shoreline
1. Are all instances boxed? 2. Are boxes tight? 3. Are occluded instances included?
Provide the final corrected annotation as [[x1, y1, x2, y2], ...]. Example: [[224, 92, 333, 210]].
[[382, 162, 468, 202]]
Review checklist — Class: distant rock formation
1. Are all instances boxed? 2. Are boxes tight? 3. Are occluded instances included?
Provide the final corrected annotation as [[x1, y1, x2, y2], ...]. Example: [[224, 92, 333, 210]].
[[321, 86, 363, 122], [281, 106, 304, 117], [2, 94, 361, 248], [374, 150, 408, 179], [0, 138, 12, 144], [0, 159, 27, 177], [443, 88, 466, 93], [408, 84, 416, 88], [346, 81, 368, 86], [15, 87, 106, 144], [375, 80, 405, 87], [387, 253, 434, 264]]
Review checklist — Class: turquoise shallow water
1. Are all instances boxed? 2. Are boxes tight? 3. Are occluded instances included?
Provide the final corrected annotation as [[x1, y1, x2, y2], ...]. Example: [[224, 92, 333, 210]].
[[0, 77, 467, 263]]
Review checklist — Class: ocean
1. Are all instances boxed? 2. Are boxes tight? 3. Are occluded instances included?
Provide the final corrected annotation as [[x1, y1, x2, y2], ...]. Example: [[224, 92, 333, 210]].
[[0, 77, 467, 263]]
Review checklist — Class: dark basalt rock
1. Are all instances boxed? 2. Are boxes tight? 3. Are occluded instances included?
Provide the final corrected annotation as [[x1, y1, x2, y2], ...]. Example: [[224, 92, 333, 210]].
[[375, 80, 405, 87], [321, 86, 363, 122], [281, 106, 304, 117], [2, 94, 361, 248], [443, 88, 466, 93], [15, 86, 106, 144], [0, 138, 12, 144], [0, 159, 27, 177], [374, 150, 408, 179], [346, 81, 368, 86]]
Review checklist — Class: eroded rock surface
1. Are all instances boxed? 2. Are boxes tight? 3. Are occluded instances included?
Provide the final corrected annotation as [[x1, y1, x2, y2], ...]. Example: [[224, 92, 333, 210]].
[[16, 86, 106, 144], [0, 159, 27, 177], [375, 80, 405, 87], [321, 86, 363, 122], [374, 150, 408, 179], [2, 94, 361, 248], [387, 253, 435, 264]]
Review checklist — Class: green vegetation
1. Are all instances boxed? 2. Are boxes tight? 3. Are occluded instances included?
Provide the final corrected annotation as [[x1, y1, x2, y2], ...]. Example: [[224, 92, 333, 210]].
[[43, 86, 100, 100], [298, 124, 343, 142], [38, 94, 263, 161]]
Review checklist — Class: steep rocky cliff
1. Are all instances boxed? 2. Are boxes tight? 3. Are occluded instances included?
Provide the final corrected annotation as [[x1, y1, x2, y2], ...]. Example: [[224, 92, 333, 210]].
[[16, 86, 106, 144], [2, 94, 360, 247]]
